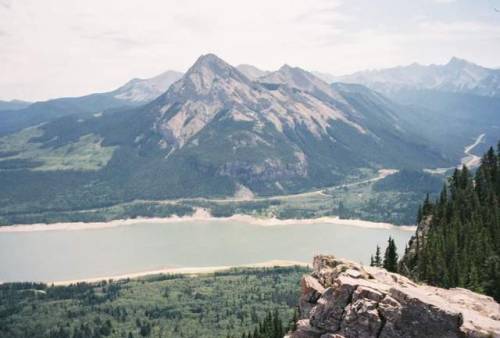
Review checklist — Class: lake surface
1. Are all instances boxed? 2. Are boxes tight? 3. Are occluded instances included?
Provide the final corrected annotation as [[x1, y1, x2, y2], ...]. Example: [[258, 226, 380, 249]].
[[0, 220, 413, 282]]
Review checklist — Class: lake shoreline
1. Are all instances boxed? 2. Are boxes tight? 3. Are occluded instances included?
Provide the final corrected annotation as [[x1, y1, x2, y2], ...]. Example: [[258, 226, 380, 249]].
[[47, 260, 310, 286], [0, 208, 417, 233]]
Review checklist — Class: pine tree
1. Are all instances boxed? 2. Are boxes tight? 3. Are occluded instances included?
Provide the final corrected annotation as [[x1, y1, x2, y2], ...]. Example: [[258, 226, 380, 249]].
[[374, 245, 382, 267], [289, 309, 298, 332], [240, 310, 290, 338], [402, 144, 500, 301], [383, 237, 398, 272], [370, 245, 383, 267]]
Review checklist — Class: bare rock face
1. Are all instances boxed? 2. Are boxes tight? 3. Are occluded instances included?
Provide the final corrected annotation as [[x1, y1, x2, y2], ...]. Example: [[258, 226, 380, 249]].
[[288, 255, 500, 338]]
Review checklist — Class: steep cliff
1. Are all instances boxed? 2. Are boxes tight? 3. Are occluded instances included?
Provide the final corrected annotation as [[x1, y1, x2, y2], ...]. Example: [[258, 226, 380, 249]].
[[288, 255, 500, 338]]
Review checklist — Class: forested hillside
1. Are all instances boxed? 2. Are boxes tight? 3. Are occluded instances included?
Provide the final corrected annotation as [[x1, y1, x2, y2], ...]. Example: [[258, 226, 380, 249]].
[[0, 267, 307, 338], [401, 145, 500, 301]]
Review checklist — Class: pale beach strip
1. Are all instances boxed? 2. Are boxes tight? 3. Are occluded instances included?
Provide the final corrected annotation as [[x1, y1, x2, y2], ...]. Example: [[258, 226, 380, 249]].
[[49, 260, 310, 286], [0, 209, 417, 233]]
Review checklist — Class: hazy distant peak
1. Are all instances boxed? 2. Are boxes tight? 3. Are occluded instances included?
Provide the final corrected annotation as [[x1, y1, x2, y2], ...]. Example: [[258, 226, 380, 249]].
[[121, 70, 183, 88], [446, 56, 471, 67], [236, 64, 270, 80], [278, 64, 295, 71], [337, 57, 500, 97], [150, 70, 184, 81], [113, 70, 183, 103]]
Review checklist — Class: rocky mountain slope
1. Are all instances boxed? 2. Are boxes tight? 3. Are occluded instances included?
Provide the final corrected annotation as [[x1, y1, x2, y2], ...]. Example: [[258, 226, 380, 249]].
[[336, 57, 500, 98], [289, 255, 500, 338]]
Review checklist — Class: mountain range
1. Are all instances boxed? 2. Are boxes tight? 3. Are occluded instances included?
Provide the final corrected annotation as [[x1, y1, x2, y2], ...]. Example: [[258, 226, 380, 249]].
[[0, 70, 183, 135], [313, 57, 500, 161], [0, 54, 499, 221], [329, 57, 500, 98]]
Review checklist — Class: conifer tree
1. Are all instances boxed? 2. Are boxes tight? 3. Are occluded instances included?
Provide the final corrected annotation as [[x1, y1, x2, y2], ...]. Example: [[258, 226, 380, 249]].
[[383, 237, 398, 272], [374, 245, 382, 267], [370, 245, 383, 267], [401, 145, 500, 301]]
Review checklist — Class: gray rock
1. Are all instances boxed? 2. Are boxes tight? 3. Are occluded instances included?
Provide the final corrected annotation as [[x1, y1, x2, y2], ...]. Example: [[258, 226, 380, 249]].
[[289, 255, 500, 338], [339, 298, 382, 338], [288, 319, 323, 338], [300, 275, 326, 318]]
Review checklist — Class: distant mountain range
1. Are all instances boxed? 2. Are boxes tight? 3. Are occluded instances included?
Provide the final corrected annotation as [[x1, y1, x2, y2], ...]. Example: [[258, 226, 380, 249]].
[[0, 54, 499, 222], [327, 57, 500, 98], [310, 57, 500, 161], [236, 64, 270, 80], [110, 70, 184, 103], [0, 70, 183, 135]]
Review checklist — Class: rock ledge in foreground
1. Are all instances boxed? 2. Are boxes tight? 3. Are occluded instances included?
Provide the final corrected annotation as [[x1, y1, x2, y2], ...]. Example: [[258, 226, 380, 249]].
[[288, 255, 500, 338]]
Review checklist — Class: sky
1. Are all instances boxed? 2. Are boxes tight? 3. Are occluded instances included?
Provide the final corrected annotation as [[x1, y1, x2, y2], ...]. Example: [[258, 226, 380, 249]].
[[1, 0, 500, 101]]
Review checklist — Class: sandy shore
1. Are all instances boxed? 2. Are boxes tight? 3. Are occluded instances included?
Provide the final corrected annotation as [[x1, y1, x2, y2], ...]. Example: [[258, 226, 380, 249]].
[[50, 260, 310, 286], [0, 208, 416, 233]]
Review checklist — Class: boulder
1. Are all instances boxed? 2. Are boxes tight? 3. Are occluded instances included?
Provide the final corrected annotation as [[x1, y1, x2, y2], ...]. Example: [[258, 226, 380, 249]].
[[289, 255, 500, 338]]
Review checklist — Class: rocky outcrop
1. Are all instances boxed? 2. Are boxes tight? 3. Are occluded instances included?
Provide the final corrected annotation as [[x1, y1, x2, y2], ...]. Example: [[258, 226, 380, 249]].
[[288, 255, 500, 338]]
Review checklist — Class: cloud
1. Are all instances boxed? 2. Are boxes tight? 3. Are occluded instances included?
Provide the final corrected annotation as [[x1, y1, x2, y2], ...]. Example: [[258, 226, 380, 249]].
[[82, 31, 147, 49], [0, 0, 11, 9]]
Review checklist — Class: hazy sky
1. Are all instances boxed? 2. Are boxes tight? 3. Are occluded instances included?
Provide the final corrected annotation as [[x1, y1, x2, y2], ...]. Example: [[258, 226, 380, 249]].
[[1, 0, 500, 101]]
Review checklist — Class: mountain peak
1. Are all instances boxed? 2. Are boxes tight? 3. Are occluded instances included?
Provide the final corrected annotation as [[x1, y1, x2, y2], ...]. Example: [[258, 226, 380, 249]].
[[337, 56, 500, 97], [188, 53, 234, 75], [159, 54, 252, 103], [112, 70, 183, 103], [278, 64, 311, 76], [260, 63, 340, 99], [279, 64, 294, 71], [446, 56, 473, 69]]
